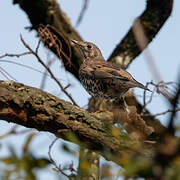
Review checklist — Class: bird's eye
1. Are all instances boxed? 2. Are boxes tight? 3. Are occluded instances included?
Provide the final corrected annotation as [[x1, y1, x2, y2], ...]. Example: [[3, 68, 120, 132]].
[[87, 44, 92, 49]]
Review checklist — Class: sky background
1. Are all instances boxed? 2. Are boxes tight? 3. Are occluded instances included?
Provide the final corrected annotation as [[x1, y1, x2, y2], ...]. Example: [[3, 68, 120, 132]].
[[0, 0, 180, 179]]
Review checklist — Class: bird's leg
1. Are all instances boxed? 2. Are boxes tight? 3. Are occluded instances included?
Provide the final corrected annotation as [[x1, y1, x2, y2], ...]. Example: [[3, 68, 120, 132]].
[[92, 95, 107, 113], [113, 97, 126, 110], [96, 97, 105, 113], [112, 97, 128, 124]]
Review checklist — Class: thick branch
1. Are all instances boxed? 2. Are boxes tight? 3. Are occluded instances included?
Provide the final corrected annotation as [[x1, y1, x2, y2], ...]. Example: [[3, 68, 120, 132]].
[[0, 80, 151, 165], [108, 0, 173, 68]]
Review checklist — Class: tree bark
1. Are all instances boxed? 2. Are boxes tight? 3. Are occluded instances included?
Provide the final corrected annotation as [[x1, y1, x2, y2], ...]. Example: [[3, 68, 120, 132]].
[[0, 80, 155, 165]]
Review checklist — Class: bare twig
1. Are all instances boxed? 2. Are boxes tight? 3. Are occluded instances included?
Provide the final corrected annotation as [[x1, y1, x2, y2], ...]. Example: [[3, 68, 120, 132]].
[[40, 54, 56, 90], [35, 40, 41, 53], [150, 81, 179, 105], [168, 75, 180, 134], [141, 81, 180, 118], [132, 18, 162, 82], [48, 138, 75, 179], [141, 82, 156, 114], [143, 108, 180, 117], [0, 66, 17, 81], [0, 125, 18, 138], [0, 52, 32, 59], [20, 35, 78, 106], [38, 24, 72, 66], [64, 84, 71, 90], [0, 60, 65, 83], [76, 0, 89, 27], [0, 125, 32, 139]]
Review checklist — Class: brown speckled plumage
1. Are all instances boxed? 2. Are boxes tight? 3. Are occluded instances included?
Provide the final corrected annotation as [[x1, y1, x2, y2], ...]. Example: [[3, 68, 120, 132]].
[[71, 40, 149, 100]]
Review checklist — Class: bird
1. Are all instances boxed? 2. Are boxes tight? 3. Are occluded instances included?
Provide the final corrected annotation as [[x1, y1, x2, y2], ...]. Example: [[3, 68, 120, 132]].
[[71, 39, 150, 101]]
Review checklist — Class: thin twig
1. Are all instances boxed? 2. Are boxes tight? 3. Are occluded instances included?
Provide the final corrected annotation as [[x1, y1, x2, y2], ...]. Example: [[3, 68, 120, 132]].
[[0, 52, 32, 59], [141, 82, 156, 114], [36, 40, 41, 53], [40, 52, 56, 90], [0, 67, 12, 80], [0, 66, 17, 81], [20, 35, 78, 106], [132, 18, 162, 82], [141, 81, 180, 117], [0, 125, 32, 138], [168, 75, 180, 134], [48, 138, 73, 179], [143, 108, 180, 117], [0, 125, 17, 138], [76, 0, 89, 27], [0, 60, 66, 82], [150, 81, 179, 105], [38, 24, 73, 66]]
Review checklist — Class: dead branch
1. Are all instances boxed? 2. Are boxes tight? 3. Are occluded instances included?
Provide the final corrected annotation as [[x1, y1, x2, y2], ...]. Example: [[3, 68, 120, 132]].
[[0, 125, 32, 138], [143, 108, 180, 117], [0, 60, 65, 83], [168, 76, 180, 134], [0, 66, 17, 81], [132, 18, 162, 81], [150, 81, 179, 105], [0, 52, 31, 59], [13, 0, 83, 79], [38, 24, 73, 67], [40, 55, 56, 90], [48, 138, 75, 179]]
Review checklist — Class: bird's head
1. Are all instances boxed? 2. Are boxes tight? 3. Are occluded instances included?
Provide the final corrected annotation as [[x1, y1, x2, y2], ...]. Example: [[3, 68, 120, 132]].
[[71, 40, 103, 60]]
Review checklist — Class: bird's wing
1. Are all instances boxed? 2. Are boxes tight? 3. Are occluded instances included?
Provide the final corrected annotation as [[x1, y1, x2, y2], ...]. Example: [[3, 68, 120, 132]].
[[93, 65, 133, 81], [93, 66, 149, 91], [81, 61, 149, 91]]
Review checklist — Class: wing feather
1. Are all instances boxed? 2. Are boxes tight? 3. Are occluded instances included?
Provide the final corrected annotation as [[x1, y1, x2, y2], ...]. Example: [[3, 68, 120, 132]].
[[93, 65, 132, 81]]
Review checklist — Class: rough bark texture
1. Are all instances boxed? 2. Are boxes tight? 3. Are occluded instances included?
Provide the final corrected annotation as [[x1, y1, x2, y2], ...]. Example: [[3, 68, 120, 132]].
[[2, 80, 179, 180], [0, 80, 155, 165]]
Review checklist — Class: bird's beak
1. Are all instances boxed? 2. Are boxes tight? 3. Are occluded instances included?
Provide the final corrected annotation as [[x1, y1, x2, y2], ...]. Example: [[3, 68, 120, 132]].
[[133, 80, 152, 92], [71, 39, 84, 50], [71, 39, 80, 46], [71, 39, 87, 59]]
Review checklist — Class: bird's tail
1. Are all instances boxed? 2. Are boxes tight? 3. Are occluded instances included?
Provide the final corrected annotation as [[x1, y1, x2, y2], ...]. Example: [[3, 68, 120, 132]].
[[132, 79, 151, 91]]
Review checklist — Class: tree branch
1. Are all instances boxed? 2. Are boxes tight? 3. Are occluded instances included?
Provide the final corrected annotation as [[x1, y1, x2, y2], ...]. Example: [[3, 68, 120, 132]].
[[12, 0, 173, 130], [13, 0, 83, 79], [13, 0, 173, 75], [0, 80, 155, 165], [108, 0, 173, 68]]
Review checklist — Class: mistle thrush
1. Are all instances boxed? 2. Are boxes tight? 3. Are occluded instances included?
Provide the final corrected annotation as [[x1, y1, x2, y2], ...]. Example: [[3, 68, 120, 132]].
[[71, 40, 149, 100]]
